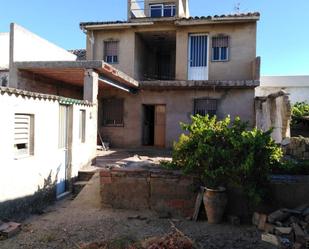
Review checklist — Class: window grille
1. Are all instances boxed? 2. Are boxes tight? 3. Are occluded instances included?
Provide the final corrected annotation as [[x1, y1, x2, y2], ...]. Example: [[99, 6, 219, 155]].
[[102, 99, 124, 126], [194, 99, 217, 116]]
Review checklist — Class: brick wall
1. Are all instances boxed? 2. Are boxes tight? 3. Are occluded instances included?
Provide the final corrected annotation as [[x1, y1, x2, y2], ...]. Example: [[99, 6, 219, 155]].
[[100, 168, 198, 217]]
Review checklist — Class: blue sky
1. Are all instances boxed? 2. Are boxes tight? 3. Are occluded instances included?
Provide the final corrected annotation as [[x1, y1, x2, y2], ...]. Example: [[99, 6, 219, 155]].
[[1, 0, 308, 76]]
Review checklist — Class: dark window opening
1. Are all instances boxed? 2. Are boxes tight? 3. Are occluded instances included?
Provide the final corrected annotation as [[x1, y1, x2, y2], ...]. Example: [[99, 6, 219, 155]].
[[194, 99, 217, 116], [102, 98, 124, 127], [16, 143, 27, 150]]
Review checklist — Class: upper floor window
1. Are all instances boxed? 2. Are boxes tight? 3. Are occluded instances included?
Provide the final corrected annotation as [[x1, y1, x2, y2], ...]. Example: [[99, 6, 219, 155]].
[[150, 4, 176, 18], [212, 35, 230, 62], [104, 40, 119, 64]]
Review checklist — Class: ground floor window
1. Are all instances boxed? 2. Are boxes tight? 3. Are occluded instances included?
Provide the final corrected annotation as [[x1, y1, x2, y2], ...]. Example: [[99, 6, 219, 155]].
[[14, 113, 34, 158], [194, 98, 217, 116], [102, 98, 124, 127]]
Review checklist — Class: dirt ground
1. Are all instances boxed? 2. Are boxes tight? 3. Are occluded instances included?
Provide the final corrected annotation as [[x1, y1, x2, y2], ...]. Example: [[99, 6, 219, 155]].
[[0, 171, 275, 249]]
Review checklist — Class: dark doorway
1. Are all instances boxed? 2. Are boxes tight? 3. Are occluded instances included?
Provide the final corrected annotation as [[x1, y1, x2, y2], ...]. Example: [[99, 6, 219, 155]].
[[142, 105, 155, 146]]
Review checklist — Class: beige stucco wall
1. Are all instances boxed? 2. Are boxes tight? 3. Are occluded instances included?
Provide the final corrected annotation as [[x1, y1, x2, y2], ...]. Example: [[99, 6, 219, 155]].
[[98, 87, 255, 148], [176, 22, 257, 81], [88, 21, 257, 81], [0, 91, 97, 203], [88, 29, 135, 77]]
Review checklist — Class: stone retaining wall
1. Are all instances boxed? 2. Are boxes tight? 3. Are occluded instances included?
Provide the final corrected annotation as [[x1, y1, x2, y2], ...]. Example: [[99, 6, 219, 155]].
[[100, 168, 198, 217], [282, 137, 309, 160]]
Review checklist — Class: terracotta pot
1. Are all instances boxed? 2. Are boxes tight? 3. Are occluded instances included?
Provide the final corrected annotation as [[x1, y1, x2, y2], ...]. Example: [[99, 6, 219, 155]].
[[203, 187, 227, 224]]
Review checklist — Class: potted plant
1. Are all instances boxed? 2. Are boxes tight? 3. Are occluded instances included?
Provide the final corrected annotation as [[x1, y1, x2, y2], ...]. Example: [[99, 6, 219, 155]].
[[168, 115, 282, 223], [171, 115, 236, 223]]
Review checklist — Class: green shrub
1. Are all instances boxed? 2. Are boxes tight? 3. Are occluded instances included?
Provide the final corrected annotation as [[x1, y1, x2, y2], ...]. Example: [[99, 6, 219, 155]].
[[273, 159, 309, 175], [292, 102, 309, 118], [170, 115, 283, 206]]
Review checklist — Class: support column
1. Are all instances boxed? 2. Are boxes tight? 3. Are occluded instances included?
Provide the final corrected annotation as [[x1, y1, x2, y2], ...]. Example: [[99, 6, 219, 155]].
[[83, 69, 98, 103]]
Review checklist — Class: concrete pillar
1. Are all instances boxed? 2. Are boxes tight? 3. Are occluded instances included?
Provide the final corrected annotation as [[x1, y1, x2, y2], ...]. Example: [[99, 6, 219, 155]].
[[83, 69, 98, 103]]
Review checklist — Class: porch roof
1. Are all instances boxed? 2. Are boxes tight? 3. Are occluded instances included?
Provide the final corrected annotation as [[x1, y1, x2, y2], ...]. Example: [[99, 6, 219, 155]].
[[140, 80, 260, 90], [14, 60, 139, 91]]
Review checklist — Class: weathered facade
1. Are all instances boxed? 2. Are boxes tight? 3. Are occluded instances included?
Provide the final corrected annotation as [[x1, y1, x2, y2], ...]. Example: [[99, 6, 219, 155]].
[[81, 0, 260, 148], [0, 23, 138, 217]]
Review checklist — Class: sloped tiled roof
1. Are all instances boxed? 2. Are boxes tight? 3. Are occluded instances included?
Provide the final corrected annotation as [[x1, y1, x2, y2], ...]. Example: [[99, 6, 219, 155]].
[[68, 49, 86, 60], [80, 12, 260, 28]]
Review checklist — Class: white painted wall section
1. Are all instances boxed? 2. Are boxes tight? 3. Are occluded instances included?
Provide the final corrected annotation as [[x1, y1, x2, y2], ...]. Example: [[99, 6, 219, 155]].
[[256, 76, 309, 104], [10, 23, 77, 63], [0, 91, 97, 203]]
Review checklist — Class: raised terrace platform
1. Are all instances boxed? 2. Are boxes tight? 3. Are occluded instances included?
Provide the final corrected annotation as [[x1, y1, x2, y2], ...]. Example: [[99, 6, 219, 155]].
[[100, 167, 198, 218]]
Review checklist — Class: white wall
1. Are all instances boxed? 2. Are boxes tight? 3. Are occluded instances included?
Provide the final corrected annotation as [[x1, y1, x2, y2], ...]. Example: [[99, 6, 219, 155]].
[[10, 23, 76, 63], [0, 91, 96, 203], [256, 76, 309, 104], [0, 33, 9, 69]]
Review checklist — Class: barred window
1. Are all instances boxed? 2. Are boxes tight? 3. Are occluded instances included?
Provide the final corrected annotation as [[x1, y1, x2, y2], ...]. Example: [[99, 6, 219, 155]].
[[102, 99, 124, 127], [14, 114, 34, 157], [104, 41, 119, 64], [212, 35, 229, 61], [194, 99, 217, 116]]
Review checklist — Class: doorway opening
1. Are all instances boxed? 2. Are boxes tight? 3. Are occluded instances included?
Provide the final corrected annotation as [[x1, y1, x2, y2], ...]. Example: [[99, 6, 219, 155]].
[[142, 105, 155, 146], [142, 104, 166, 147]]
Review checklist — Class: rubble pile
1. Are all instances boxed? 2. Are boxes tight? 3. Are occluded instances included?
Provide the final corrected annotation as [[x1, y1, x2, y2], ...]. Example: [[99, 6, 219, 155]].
[[253, 204, 309, 249]]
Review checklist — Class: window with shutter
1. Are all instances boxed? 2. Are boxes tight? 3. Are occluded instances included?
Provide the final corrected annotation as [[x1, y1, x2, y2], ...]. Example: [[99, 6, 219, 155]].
[[194, 99, 217, 116], [212, 35, 230, 61], [104, 41, 119, 64], [14, 114, 34, 157]]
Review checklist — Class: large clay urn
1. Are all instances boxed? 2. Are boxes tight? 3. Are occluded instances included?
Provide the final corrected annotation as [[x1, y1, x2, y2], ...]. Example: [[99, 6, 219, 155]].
[[203, 187, 227, 224]]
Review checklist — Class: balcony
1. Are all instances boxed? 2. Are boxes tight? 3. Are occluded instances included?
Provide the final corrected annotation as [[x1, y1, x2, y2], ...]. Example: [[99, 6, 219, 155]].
[[134, 31, 176, 81], [128, 0, 187, 20]]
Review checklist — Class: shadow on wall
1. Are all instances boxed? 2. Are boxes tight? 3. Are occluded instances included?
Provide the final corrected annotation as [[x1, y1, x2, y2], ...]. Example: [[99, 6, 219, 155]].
[[0, 171, 57, 221]]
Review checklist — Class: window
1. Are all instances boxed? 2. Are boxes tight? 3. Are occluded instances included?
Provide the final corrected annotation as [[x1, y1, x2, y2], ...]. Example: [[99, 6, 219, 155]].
[[104, 41, 119, 64], [212, 35, 230, 61], [150, 4, 176, 17], [14, 114, 34, 157], [194, 99, 217, 116], [164, 4, 176, 17], [79, 110, 86, 143], [102, 98, 124, 127]]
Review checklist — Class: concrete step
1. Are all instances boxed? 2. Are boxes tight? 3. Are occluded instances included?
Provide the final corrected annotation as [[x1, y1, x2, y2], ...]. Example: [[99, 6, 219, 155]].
[[72, 181, 88, 197], [78, 171, 96, 182]]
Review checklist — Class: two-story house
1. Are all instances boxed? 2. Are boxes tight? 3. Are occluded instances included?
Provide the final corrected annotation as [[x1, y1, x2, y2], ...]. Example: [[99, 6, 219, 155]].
[[80, 0, 260, 148]]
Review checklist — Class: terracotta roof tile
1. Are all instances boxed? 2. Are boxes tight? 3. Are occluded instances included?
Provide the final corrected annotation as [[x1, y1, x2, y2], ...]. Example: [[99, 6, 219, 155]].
[[80, 12, 260, 28]]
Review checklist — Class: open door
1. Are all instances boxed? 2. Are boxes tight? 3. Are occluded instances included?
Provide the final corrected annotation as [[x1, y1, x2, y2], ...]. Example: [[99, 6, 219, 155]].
[[154, 105, 166, 147], [57, 104, 70, 197], [188, 34, 208, 80]]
